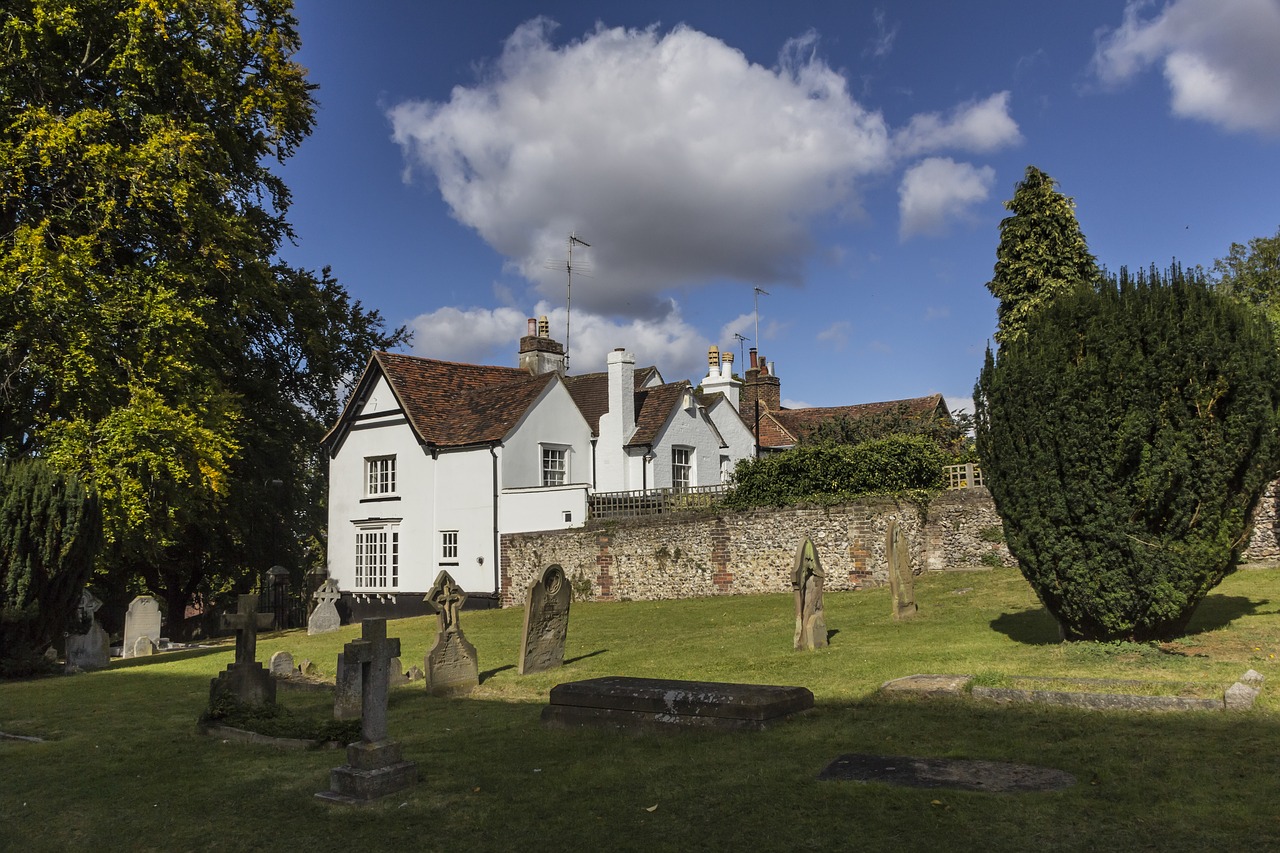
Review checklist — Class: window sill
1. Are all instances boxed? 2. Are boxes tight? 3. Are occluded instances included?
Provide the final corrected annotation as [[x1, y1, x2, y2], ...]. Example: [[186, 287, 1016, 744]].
[[360, 495, 401, 503]]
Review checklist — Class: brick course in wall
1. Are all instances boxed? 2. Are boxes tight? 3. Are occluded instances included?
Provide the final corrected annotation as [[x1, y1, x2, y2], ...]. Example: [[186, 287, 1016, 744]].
[[499, 482, 1280, 607]]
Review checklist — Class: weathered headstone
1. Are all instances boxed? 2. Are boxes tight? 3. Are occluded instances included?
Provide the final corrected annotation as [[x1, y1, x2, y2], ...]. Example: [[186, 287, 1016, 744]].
[[316, 618, 417, 805], [65, 589, 110, 672], [518, 564, 572, 675], [423, 571, 479, 696], [122, 595, 162, 659], [334, 651, 362, 720], [131, 636, 157, 657], [269, 650, 295, 677], [209, 594, 276, 707], [308, 579, 343, 635], [887, 518, 917, 621], [792, 537, 828, 651], [389, 657, 409, 686]]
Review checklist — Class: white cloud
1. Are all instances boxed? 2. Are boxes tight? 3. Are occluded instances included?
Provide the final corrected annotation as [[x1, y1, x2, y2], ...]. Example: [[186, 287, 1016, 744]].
[[866, 9, 899, 59], [816, 320, 852, 350], [898, 158, 995, 240], [944, 394, 975, 416], [893, 92, 1022, 158], [1093, 0, 1280, 134], [391, 19, 895, 317], [409, 300, 712, 381]]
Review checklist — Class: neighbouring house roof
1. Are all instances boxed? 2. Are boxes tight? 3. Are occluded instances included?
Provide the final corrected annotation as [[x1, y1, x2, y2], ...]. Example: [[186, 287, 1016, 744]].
[[759, 393, 949, 449], [628, 380, 710, 449], [322, 351, 560, 453], [561, 366, 662, 435]]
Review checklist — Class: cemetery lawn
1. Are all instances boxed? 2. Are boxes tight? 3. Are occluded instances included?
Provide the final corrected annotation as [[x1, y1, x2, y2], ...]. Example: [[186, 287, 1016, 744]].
[[3, 566, 1280, 853]]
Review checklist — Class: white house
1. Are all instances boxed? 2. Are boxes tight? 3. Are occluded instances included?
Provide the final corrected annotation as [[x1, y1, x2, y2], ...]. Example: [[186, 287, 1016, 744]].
[[322, 319, 755, 620]]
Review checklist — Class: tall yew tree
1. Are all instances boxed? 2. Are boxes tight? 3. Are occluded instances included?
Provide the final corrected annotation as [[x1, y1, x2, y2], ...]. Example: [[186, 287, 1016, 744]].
[[986, 166, 1098, 345], [976, 266, 1280, 641], [0, 1, 406, 635]]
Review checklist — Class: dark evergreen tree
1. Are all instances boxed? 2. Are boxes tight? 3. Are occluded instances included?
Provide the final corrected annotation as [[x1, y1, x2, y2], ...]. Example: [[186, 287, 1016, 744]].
[[975, 265, 1280, 641], [986, 166, 1099, 345], [1, 459, 102, 672]]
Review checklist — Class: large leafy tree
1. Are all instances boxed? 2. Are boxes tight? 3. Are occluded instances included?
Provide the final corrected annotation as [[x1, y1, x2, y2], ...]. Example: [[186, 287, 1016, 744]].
[[986, 166, 1099, 345], [975, 266, 1280, 641], [1214, 227, 1280, 328], [0, 1, 406, 636]]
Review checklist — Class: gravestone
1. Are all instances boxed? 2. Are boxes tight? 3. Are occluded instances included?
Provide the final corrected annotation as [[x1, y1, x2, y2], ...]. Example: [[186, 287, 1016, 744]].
[[518, 564, 571, 675], [65, 589, 110, 672], [792, 537, 828, 651], [334, 652, 362, 720], [308, 579, 342, 635], [123, 595, 162, 659], [389, 657, 409, 686], [423, 571, 479, 696], [316, 618, 418, 805], [269, 650, 295, 678], [209, 594, 276, 707], [887, 518, 917, 621], [543, 676, 814, 732]]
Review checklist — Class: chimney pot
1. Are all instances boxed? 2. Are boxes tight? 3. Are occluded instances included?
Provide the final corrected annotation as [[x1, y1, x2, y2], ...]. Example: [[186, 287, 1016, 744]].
[[749, 347, 758, 369], [527, 317, 537, 336], [538, 315, 550, 338]]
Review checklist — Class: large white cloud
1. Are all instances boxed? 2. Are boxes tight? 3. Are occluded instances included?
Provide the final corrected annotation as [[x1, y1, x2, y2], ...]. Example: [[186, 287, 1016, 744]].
[[390, 19, 1021, 321], [1093, 0, 1280, 134], [410, 300, 713, 381], [898, 158, 995, 240]]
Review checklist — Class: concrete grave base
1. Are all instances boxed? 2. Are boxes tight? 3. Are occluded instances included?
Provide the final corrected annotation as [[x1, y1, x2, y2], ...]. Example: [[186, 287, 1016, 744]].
[[316, 740, 418, 805], [542, 676, 814, 732]]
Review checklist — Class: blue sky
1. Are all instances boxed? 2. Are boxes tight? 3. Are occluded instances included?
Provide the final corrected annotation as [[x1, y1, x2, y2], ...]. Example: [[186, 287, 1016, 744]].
[[277, 0, 1280, 412]]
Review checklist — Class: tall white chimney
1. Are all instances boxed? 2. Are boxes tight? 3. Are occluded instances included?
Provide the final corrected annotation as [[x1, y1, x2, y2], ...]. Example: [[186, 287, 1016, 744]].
[[607, 348, 636, 441]]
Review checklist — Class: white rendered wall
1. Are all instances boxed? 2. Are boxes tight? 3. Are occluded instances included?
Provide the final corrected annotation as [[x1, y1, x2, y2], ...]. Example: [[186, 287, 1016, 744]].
[[500, 381, 593, 488], [500, 484, 589, 533], [705, 398, 756, 479], [647, 400, 724, 489], [326, 382, 436, 596], [430, 446, 500, 593]]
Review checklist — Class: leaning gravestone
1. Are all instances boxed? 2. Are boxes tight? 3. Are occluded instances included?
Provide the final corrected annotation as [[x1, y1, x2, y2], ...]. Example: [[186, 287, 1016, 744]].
[[209, 594, 276, 707], [518, 564, 571, 675], [123, 595, 162, 659], [65, 589, 110, 672], [887, 518, 917, 621], [269, 650, 295, 678], [316, 618, 418, 805], [308, 579, 342, 635], [792, 537, 828, 651], [423, 571, 479, 696]]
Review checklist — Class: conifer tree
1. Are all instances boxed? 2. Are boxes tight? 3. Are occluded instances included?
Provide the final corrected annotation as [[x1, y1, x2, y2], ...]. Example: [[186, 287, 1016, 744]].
[[986, 166, 1099, 345], [975, 266, 1280, 641], [0, 459, 102, 671]]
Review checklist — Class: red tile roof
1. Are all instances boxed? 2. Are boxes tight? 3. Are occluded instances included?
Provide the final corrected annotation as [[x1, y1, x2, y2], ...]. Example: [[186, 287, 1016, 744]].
[[562, 366, 661, 435], [628, 381, 695, 448]]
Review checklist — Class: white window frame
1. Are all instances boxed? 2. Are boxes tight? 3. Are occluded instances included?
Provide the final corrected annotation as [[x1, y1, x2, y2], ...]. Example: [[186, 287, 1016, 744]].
[[542, 445, 568, 487], [354, 522, 400, 590], [365, 455, 397, 496], [441, 530, 459, 565], [672, 446, 693, 491]]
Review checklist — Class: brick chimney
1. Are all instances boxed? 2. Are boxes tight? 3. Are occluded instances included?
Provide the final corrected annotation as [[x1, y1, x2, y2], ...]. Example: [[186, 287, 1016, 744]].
[[518, 315, 566, 375], [742, 347, 780, 413]]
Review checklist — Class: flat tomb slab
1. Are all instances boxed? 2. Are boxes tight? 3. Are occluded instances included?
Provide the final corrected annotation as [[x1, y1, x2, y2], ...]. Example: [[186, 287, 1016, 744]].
[[543, 676, 813, 731], [818, 753, 1076, 793]]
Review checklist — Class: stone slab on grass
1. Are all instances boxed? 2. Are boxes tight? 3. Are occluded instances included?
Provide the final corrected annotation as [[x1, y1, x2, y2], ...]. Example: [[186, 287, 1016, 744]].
[[543, 676, 813, 732], [818, 753, 1076, 793], [880, 674, 973, 698]]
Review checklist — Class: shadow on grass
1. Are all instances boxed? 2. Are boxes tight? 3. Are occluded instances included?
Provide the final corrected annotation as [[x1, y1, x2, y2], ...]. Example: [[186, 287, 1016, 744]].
[[990, 608, 1061, 645], [110, 644, 231, 669], [1183, 594, 1271, 634], [480, 664, 516, 682], [564, 648, 608, 666]]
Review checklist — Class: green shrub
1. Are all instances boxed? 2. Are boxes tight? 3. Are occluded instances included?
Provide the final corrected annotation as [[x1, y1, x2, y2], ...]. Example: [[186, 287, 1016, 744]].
[[975, 266, 1280, 641], [725, 433, 947, 509]]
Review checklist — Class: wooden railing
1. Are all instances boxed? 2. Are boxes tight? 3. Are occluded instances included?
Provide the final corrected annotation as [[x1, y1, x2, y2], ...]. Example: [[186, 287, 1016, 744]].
[[589, 484, 730, 520], [944, 463, 984, 490]]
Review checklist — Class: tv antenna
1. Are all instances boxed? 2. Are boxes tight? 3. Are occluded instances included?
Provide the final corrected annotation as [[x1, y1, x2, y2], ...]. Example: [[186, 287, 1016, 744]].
[[544, 232, 591, 369], [733, 332, 750, 368], [753, 287, 769, 350]]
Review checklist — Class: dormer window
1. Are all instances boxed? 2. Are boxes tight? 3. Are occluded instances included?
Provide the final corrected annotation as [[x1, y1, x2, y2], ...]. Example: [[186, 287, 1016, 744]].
[[365, 455, 396, 496]]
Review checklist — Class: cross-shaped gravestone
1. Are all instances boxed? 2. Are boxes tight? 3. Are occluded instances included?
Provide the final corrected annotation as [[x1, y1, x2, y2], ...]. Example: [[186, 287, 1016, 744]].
[[343, 618, 401, 744], [308, 579, 343, 635], [426, 573, 467, 634], [224, 594, 261, 665], [317, 617, 417, 805]]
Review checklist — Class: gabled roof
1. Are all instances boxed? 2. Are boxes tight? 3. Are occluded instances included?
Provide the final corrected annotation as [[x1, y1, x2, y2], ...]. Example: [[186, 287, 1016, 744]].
[[562, 366, 662, 435], [628, 380, 699, 448], [760, 394, 948, 449], [323, 351, 560, 452]]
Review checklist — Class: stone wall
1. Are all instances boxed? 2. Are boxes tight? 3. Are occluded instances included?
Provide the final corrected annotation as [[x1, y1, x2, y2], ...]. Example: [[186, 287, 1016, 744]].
[[500, 481, 1280, 607], [499, 488, 1013, 607]]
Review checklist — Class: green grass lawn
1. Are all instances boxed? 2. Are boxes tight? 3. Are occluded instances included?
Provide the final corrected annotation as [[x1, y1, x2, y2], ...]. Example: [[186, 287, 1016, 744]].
[[3, 566, 1279, 852]]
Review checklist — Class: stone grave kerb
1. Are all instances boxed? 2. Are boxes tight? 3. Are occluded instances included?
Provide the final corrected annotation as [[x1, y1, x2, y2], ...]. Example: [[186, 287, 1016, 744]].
[[344, 618, 401, 744]]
